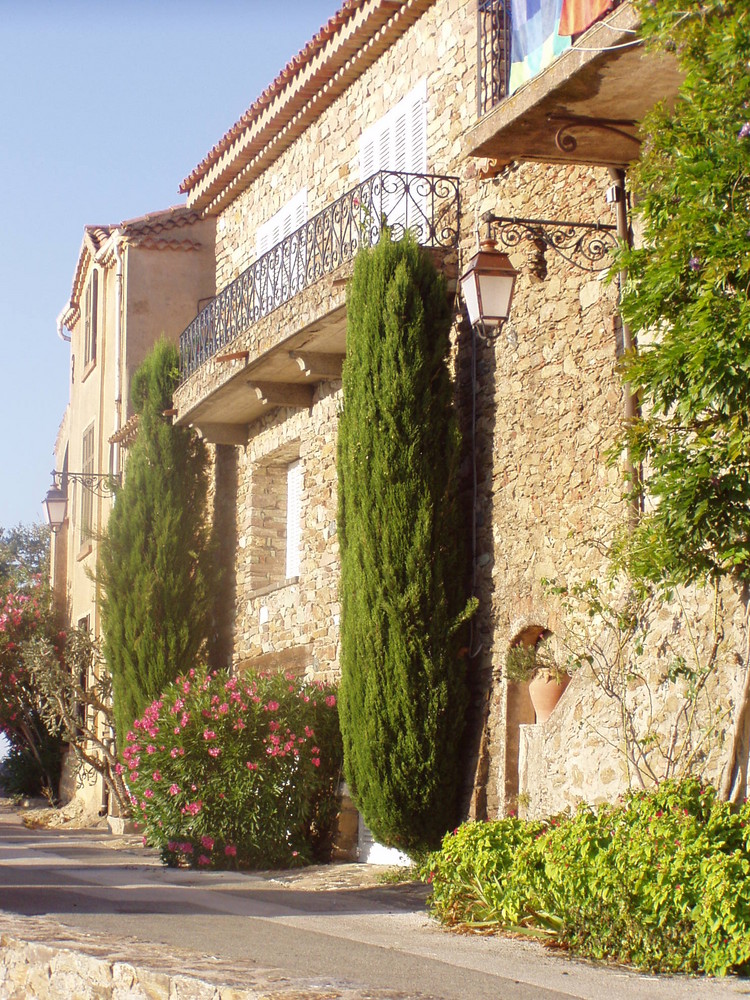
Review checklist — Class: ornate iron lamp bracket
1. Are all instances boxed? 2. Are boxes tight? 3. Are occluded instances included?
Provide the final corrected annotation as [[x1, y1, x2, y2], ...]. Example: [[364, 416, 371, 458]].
[[51, 470, 122, 497], [482, 211, 618, 272]]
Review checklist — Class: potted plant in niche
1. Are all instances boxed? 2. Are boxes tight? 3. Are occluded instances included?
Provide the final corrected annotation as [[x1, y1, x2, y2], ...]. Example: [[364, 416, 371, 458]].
[[505, 631, 571, 723]]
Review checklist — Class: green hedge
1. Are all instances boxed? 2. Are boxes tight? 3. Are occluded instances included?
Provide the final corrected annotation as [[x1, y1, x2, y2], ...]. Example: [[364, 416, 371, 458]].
[[422, 780, 750, 975]]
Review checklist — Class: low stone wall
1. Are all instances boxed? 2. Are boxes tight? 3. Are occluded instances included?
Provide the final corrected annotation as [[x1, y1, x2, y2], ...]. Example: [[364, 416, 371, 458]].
[[0, 912, 399, 1000]]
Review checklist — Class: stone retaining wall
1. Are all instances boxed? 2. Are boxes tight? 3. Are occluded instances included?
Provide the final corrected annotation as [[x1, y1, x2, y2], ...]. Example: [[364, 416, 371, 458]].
[[0, 912, 400, 1000]]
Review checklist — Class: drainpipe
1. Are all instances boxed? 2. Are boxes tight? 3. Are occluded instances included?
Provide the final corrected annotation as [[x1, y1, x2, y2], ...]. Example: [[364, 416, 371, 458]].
[[111, 231, 124, 477], [56, 308, 71, 343], [608, 167, 640, 525]]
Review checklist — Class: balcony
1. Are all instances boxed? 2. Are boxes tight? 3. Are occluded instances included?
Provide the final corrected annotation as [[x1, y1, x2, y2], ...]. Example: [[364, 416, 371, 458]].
[[468, 0, 682, 169], [174, 170, 459, 440]]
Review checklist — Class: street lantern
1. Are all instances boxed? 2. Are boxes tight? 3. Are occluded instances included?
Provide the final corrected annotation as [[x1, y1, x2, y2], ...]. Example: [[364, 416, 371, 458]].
[[43, 479, 68, 533], [42, 470, 121, 533], [460, 237, 518, 332]]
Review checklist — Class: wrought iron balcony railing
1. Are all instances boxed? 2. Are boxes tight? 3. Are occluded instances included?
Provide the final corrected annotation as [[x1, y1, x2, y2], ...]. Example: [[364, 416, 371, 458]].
[[478, 0, 512, 117], [179, 170, 460, 382]]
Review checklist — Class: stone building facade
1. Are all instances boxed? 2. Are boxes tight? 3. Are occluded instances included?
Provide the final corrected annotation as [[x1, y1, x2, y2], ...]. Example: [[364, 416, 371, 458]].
[[51, 207, 216, 807], [171, 0, 744, 825]]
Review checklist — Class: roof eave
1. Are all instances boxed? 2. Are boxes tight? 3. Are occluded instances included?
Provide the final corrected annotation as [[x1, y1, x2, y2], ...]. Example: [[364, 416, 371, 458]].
[[183, 0, 434, 214]]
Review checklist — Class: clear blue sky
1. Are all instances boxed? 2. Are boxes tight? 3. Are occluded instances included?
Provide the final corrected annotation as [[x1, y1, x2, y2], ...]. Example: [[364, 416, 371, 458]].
[[0, 0, 340, 531]]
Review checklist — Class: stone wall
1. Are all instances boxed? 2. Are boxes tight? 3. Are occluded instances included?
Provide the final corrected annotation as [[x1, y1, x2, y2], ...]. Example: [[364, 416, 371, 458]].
[[516, 581, 747, 818], [175, 0, 745, 822], [232, 384, 341, 683], [0, 912, 385, 999]]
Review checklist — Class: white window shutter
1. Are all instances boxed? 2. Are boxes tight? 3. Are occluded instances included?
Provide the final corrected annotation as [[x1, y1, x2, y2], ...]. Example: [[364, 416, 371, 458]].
[[292, 189, 307, 230], [408, 84, 427, 174], [359, 79, 427, 177], [357, 80, 428, 240], [257, 190, 308, 258], [257, 228, 271, 258], [393, 110, 408, 172], [285, 460, 302, 579], [360, 135, 376, 182]]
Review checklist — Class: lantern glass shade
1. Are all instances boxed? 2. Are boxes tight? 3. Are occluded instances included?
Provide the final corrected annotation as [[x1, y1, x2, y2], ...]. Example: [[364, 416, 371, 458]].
[[43, 484, 68, 533], [460, 240, 518, 328]]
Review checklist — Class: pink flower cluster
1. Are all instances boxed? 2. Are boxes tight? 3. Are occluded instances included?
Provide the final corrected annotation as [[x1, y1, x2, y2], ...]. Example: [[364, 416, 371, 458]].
[[124, 667, 340, 870]]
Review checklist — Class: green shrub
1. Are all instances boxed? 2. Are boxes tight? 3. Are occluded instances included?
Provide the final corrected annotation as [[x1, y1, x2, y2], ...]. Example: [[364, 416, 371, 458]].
[[338, 232, 473, 854], [423, 780, 750, 975], [541, 782, 750, 974], [422, 819, 546, 930], [123, 667, 342, 869], [0, 737, 62, 800]]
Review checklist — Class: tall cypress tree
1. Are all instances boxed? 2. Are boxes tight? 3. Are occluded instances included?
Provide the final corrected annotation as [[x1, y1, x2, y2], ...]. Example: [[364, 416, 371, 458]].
[[337, 233, 473, 854], [99, 340, 214, 742]]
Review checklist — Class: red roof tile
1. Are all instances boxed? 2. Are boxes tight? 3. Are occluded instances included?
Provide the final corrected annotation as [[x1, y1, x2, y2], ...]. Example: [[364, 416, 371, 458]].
[[179, 0, 367, 194], [63, 206, 206, 328]]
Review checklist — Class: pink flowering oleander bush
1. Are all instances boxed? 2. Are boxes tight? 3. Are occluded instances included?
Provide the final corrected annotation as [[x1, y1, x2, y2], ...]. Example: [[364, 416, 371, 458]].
[[0, 584, 50, 734], [123, 666, 342, 869], [0, 580, 64, 798]]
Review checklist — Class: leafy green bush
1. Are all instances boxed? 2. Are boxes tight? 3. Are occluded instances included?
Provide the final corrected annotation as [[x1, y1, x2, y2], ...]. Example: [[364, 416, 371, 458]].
[[123, 667, 342, 869], [423, 819, 546, 929], [0, 739, 62, 800], [423, 780, 750, 975]]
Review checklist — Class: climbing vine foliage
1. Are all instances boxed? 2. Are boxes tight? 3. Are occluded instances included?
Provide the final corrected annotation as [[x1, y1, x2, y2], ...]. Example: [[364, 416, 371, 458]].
[[616, 0, 750, 586], [615, 2, 750, 803]]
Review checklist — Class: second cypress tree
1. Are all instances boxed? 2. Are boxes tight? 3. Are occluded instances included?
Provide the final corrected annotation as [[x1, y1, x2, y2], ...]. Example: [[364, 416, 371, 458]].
[[337, 233, 473, 854], [99, 340, 214, 742]]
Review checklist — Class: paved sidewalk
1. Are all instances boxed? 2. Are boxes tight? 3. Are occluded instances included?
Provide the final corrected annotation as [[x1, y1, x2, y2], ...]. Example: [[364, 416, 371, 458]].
[[2, 801, 749, 1000]]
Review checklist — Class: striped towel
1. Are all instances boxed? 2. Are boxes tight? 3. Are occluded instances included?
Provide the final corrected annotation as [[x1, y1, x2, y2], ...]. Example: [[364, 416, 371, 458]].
[[558, 0, 614, 37]]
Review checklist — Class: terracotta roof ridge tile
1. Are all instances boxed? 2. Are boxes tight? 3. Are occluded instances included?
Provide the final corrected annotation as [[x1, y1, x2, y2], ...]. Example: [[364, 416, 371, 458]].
[[119, 204, 199, 231], [64, 205, 205, 318], [127, 236, 202, 252], [180, 0, 369, 193]]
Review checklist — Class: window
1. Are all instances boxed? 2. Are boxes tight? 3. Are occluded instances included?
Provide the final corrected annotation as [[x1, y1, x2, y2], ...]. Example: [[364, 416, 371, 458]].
[[80, 424, 95, 545], [359, 79, 427, 179], [76, 615, 91, 734], [248, 450, 302, 592], [478, 0, 512, 116], [256, 190, 308, 306], [285, 460, 302, 579], [256, 189, 308, 258], [84, 269, 98, 367], [359, 80, 428, 241]]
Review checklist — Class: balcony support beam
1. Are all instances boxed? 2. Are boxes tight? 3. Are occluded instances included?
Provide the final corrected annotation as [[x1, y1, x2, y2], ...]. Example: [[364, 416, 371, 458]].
[[249, 382, 315, 409], [290, 351, 345, 380], [193, 423, 249, 446]]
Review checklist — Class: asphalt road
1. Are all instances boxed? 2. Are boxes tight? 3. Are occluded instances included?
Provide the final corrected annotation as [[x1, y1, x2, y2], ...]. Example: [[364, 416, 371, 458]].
[[0, 806, 748, 1000]]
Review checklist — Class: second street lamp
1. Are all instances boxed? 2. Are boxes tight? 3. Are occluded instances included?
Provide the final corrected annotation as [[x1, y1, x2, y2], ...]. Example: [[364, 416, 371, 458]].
[[43, 471, 121, 533]]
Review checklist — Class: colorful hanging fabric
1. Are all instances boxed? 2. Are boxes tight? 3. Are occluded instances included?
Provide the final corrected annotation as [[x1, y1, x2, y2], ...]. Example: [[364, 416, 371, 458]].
[[558, 0, 614, 37], [509, 0, 572, 96]]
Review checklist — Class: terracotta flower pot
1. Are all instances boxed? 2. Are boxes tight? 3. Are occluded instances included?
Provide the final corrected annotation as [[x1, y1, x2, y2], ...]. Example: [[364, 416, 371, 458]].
[[528, 671, 571, 723]]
